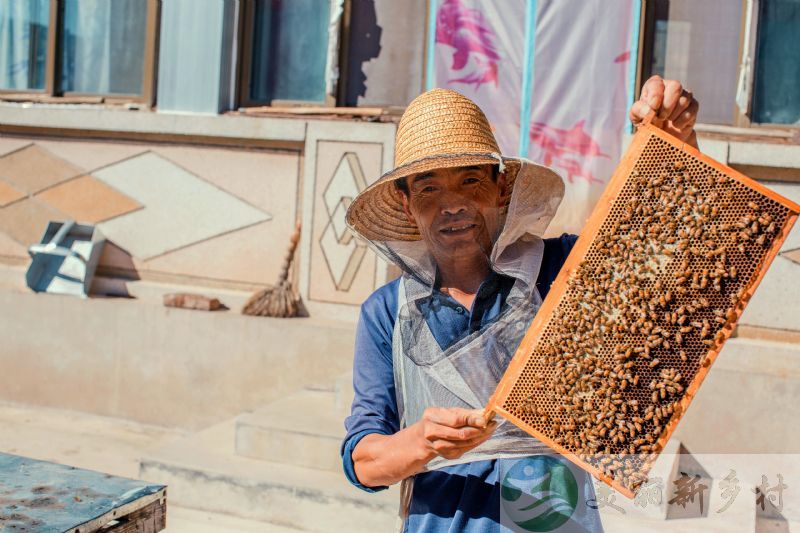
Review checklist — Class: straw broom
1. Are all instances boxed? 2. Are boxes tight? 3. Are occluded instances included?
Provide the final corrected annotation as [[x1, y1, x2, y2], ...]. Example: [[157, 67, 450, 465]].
[[242, 222, 301, 317]]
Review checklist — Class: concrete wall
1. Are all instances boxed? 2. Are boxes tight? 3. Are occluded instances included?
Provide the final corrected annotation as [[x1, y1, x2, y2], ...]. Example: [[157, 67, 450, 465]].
[[0, 268, 356, 430], [675, 337, 800, 453], [345, 0, 426, 107], [0, 109, 399, 426]]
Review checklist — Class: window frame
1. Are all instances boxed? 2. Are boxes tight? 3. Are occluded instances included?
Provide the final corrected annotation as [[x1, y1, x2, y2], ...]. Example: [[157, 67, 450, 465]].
[[639, 0, 799, 132], [0, 0, 160, 106]]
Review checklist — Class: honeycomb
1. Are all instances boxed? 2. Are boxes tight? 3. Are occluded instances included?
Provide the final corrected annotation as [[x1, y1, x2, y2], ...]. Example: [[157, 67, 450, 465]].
[[488, 125, 800, 498]]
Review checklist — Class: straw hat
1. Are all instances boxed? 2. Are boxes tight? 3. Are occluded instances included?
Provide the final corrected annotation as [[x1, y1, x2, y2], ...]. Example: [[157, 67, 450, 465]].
[[346, 88, 555, 242]]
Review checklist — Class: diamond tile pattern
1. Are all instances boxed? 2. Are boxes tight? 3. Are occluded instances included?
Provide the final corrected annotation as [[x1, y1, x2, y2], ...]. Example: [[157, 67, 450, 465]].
[[0, 230, 27, 258], [93, 152, 271, 259], [0, 198, 67, 247], [0, 138, 32, 157], [0, 145, 83, 194], [0, 180, 26, 207], [783, 248, 800, 266], [145, 221, 280, 285], [319, 152, 368, 289], [35, 175, 142, 224], [36, 140, 146, 174]]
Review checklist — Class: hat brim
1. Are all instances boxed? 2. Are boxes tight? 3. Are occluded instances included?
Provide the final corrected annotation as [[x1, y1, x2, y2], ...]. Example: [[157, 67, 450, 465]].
[[346, 153, 555, 242]]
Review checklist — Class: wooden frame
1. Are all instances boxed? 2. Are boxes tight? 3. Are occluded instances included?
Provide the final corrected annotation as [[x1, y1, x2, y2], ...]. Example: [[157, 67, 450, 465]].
[[486, 120, 800, 499], [236, 0, 257, 108], [0, 0, 160, 106], [335, 0, 353, 106], [65, 488, 166, 533], [633, 0, 647, 104]]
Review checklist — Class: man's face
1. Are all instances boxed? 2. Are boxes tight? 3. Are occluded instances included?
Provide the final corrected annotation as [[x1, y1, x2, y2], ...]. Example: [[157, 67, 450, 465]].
[[398, 164, 506, 262]]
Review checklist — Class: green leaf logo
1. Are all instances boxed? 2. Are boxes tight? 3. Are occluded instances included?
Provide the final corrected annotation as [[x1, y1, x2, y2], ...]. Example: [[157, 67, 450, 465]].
[[501, 456, 579, 531]]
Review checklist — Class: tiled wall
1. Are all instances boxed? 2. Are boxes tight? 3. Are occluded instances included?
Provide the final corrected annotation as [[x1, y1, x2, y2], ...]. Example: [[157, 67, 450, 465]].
[[0, 117, 397, 321], [1, 127, 797, 331], [0, 136, 298, 288]]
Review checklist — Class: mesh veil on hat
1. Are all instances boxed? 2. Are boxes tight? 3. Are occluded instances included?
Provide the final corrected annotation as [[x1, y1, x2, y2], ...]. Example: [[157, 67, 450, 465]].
[[345, 88, 561, 243]]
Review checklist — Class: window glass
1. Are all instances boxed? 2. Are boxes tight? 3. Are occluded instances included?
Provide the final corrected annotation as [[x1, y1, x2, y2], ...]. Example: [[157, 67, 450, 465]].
[[249, 0, 329, 103], [648, 0, 742, 125], [752, 0, 800, 124], [0, 0, 49, 91], [60, 0, 147, 95]]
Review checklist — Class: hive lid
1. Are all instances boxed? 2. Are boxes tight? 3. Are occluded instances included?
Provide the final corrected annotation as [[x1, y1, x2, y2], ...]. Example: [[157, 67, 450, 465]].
[[487, 120, 800, 498]]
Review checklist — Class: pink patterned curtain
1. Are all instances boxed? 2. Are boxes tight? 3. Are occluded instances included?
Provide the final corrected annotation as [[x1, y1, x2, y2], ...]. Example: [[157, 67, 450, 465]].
[[433, 0, 525, 154], [430, 0, 637, 235], [527, 0, 635, 233]]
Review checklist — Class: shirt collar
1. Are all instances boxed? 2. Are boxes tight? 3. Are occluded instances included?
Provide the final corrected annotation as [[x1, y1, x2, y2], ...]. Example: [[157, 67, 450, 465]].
[[429, 267, 506, 302]]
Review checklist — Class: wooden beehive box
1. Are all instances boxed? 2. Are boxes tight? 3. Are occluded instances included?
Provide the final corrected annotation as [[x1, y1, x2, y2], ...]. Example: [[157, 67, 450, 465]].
[[487, 119, 800, 498]]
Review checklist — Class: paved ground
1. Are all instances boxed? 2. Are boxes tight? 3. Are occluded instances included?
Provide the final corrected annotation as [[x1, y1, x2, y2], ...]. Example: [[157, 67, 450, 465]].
[[0, 401, 296, 532], [3, 401, 798, 532]]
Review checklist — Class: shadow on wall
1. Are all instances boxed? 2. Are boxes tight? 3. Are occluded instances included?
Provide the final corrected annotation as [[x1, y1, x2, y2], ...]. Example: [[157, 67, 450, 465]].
[[91, 241, 140, 298], [345, 0, 383, 106]]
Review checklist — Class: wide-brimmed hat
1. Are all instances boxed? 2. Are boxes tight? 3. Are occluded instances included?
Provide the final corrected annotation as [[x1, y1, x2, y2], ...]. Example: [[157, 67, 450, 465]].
[[345, 88, 560, 242]]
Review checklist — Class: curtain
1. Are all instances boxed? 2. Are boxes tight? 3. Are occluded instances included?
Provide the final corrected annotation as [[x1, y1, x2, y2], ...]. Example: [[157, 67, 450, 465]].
[[527, 0, 635, 234], [429, 0, 636, 234], [250, 0, 330, 103], [0, 0, 49, 90], [60, 0, 146, 95], [432, 0, 526, 155]]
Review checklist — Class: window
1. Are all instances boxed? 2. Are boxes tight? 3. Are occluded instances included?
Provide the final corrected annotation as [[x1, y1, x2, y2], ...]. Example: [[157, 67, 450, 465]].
[[642, 0, 800, 127], [751, 0, 800, 125], [3, 0, 421, 110], [0, 0, 158, 103], [0, 0, 50, 91], [643, 0, 743, 125], [241, 0, 332, 106], [60, 0, 148, 96]]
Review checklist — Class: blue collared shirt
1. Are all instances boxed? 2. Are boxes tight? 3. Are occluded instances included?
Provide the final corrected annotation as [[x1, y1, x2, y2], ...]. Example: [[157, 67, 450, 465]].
[[341, 234, 603, 532]]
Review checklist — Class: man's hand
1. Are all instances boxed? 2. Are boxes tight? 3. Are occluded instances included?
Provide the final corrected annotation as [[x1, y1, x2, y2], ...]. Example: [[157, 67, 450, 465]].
[[352, 406, 497, 488], [415, 407, 498, 460], [629, 75, 699, 149]]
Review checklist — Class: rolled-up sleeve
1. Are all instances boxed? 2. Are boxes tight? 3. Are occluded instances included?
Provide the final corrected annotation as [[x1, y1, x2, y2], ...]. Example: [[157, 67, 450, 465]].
[[340, 280, 400, 492]]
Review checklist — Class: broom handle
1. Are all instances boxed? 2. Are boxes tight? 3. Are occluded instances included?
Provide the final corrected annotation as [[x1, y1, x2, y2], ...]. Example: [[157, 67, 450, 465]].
[[278, 222, 302, 283]]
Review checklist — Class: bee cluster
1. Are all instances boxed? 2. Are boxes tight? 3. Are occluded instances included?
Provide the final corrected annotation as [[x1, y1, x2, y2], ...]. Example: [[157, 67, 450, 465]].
[[507, 148, 791, 493]]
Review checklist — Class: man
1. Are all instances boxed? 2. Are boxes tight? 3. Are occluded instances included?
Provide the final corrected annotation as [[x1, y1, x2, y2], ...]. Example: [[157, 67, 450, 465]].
[[341, 76, 699, 531]]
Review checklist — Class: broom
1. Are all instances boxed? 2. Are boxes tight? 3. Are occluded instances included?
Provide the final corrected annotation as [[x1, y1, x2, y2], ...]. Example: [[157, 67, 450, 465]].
[[242, 222, 302, 317]]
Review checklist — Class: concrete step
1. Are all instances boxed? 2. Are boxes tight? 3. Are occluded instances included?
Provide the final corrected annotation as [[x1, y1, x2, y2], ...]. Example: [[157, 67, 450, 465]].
[[597, 486, 756, 532], [235, 389, 344, 471], [597, 476, 756, 532], [593, 440, 756, 532], [140, 419, 398, 532]]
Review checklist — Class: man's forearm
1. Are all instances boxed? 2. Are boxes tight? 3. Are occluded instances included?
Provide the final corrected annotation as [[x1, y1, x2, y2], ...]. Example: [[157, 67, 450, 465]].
[[352, 426, 433, 488], [351, 407, 496, 488]]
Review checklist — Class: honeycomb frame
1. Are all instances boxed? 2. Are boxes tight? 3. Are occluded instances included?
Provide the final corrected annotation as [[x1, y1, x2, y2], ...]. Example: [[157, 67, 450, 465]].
[[487, 122, 800, 499]]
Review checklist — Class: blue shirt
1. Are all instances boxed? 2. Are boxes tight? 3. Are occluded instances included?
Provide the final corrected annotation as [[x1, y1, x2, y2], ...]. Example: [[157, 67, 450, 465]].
[[341, 234, 603, 532]]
